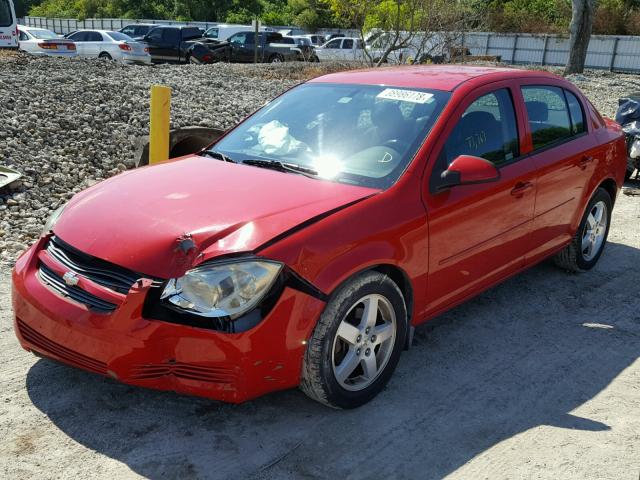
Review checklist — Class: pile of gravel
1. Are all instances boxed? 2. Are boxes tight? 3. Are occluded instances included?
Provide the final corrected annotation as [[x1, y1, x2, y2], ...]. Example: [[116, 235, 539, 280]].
[[0, 56, 354, 265], [0, 55, 636, 266]]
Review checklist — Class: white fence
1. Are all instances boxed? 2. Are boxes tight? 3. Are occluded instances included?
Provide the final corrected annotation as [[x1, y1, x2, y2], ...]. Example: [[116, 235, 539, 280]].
[[464, 32, 640, 73], [20, 16, 640, 73]]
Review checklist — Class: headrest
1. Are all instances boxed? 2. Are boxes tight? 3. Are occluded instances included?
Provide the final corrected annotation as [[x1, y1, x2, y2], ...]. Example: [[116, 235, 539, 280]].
[[526, 101, 549, 122]]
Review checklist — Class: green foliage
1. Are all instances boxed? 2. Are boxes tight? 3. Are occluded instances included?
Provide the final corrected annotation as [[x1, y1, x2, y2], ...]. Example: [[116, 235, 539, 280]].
[[24, 0, 640, 34]]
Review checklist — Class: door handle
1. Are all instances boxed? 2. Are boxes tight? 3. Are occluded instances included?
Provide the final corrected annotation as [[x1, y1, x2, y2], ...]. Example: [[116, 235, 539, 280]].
[[578, 155, 594, 170], [510, 181, 534, 197]]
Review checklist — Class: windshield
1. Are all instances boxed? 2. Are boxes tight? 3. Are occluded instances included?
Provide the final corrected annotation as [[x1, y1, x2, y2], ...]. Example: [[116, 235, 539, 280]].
[[107, 31, 132, 41], [31, 29, 59, 40], [213, 83, 450, 188]]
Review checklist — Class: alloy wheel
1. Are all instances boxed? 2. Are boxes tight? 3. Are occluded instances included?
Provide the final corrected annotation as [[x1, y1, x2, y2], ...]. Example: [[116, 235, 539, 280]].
[[581, 200, 608, 261], [331, 294, 397, 391]]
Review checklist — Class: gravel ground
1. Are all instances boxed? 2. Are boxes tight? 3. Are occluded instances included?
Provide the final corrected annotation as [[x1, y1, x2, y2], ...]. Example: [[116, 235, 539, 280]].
[[0, 55, 639, 479], [0, 192, 638, 480]]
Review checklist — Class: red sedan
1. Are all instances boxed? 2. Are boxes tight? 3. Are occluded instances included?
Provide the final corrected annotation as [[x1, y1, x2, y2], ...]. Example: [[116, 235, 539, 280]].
[[12, 66, 626, 408]]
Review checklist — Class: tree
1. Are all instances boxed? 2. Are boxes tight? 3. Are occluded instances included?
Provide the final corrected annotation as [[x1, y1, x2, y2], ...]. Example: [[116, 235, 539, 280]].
[[326, 0, 480, 67], [564, 0, 595, 75]]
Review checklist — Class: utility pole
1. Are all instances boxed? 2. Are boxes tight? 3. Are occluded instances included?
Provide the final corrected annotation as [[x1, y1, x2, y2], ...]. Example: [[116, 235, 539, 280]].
[[254, 17, 259, 64]]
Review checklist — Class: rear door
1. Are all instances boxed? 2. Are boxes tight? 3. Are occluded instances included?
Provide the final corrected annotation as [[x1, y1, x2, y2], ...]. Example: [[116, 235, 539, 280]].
[[161, 28, 181, 62], [0, 0, 17, 48], [518, 83, 595, 263], [341, 38, 355, 61], [424, 83, 537, 314]]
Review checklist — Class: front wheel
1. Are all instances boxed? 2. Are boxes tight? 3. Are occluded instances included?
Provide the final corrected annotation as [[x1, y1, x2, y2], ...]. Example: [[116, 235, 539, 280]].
[[301, 271, 407, 409], [553, 188, 612, 272]]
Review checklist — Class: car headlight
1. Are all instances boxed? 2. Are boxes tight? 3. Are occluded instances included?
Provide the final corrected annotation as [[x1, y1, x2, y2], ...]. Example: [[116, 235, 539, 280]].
[[160, 260, 283, 319], [42, 203, 66, 236]]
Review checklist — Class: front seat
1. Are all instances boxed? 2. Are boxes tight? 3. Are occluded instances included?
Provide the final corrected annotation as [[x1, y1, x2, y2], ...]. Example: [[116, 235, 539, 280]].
[[449, 111, 504, 163]]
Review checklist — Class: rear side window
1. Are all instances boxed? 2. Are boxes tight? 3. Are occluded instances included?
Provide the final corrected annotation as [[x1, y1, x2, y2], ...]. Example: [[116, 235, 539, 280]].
[[342, 39, 354, 49], [0, 0, 12, 28], [183, 28, 202, 40], [565, 90, 586, 134], [87, 32, 103, 42], [522, 86, 572, 150], [121, 26, 134, 36], [162, 28, 180, 43], [443, 89, 519, 167]]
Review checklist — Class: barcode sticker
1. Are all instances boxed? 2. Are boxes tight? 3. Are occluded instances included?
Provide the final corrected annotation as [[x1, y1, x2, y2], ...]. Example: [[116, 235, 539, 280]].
[[377, 88, 434, 104]]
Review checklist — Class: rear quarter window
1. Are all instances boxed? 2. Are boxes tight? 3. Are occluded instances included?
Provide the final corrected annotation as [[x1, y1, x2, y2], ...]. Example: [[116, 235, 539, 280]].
[[565, 90, 586, 134]]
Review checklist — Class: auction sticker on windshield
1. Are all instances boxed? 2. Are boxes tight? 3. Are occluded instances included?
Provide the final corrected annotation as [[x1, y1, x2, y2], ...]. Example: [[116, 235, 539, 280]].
[[377, 88, 434, 104]]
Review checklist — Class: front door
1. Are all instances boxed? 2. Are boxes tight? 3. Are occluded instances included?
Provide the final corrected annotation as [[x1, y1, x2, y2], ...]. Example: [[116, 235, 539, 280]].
[[424, 86, 537, 314]]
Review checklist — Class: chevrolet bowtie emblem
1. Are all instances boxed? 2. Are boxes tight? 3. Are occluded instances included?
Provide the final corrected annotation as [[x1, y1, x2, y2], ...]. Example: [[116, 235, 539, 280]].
[[63, 272, 80, 287]]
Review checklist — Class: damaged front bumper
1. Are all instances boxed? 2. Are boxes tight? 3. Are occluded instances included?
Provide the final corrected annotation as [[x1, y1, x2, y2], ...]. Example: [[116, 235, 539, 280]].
[[11, 237, 326, 403]]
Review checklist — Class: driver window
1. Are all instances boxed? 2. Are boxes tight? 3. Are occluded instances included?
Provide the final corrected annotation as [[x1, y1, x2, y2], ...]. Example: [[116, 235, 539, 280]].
[[229, 33, 245, 45], [443, 89, 519, 168]]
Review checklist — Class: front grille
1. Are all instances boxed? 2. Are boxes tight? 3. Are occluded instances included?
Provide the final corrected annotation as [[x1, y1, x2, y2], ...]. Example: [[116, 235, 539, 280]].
[[129, 362, 238, 384], [39, 264, 118, 313], [16, 318, 108, 375], [46, 236, 143, 294]]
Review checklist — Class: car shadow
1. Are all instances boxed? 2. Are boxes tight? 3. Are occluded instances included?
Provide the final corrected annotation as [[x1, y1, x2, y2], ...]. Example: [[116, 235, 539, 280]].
[[25, 241, 640, 480]]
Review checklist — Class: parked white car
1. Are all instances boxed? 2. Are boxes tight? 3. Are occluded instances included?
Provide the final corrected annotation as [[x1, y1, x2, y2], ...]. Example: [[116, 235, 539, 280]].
[[0, 0, 17, 49], [18, 25, 77, 57], [65, 29, 151, 64], [315, 37, 366, 62]]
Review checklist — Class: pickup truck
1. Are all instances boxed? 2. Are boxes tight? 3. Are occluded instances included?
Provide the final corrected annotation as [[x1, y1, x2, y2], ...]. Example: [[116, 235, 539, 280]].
[[223, 31, 302, 63], [142, 25, 225, 64]]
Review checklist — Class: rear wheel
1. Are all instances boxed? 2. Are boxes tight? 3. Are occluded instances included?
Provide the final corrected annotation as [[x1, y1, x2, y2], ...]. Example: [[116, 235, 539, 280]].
[[553, 188, 612, 272], [301, 271, 407, 409], [269, 54, 284, 63], [98, 52, 112, 60]]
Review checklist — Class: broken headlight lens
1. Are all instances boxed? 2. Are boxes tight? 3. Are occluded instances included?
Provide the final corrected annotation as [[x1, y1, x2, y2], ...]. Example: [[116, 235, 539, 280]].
[[42, 203, 67, 236], [160, 260, 283, 319]]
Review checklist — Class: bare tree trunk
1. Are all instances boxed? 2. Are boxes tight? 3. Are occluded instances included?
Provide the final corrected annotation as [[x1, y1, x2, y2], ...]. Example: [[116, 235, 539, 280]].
[[564, 0, 595, 75]]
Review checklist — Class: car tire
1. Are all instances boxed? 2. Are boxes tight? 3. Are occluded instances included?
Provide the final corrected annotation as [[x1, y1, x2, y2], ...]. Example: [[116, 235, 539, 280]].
[[300, 271, 407, 409], [98, 52, 112, 60], [269, 54, 284, 63], [553, 187, 612, 272]]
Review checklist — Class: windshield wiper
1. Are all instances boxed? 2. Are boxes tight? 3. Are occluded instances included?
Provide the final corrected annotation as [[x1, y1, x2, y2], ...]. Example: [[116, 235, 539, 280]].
[[201, 149, 236, 163], [242, 159, 319, 178]]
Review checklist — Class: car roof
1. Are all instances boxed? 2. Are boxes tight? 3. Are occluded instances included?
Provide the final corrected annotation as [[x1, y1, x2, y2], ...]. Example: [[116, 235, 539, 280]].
[[149, 25, 200, 29], [310, 65, 561, 92]]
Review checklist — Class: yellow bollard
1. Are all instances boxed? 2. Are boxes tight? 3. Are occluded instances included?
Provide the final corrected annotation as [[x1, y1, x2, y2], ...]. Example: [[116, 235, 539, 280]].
[[149, 85, 171, 165]]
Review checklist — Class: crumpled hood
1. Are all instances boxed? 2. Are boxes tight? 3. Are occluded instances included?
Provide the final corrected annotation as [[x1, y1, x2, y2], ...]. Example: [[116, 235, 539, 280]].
[[53, 156, 377, 278]]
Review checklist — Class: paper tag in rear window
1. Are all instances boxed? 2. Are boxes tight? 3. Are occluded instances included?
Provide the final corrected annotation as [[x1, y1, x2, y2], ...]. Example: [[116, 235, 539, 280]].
[[377, 88, 434, 104]]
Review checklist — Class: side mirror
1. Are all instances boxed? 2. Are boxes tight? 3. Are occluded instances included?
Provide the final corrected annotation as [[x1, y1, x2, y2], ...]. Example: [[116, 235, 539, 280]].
[[438, 155, 500, 190]]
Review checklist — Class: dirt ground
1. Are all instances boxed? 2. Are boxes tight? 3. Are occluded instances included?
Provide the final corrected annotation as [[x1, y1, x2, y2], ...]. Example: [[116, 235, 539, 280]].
[[0, 184, 638, 479]]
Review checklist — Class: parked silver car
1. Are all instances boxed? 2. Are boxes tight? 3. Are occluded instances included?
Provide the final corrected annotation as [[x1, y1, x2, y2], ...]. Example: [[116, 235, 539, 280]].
[[65, 29, 151, 64], [17, 25, 77, 57]]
